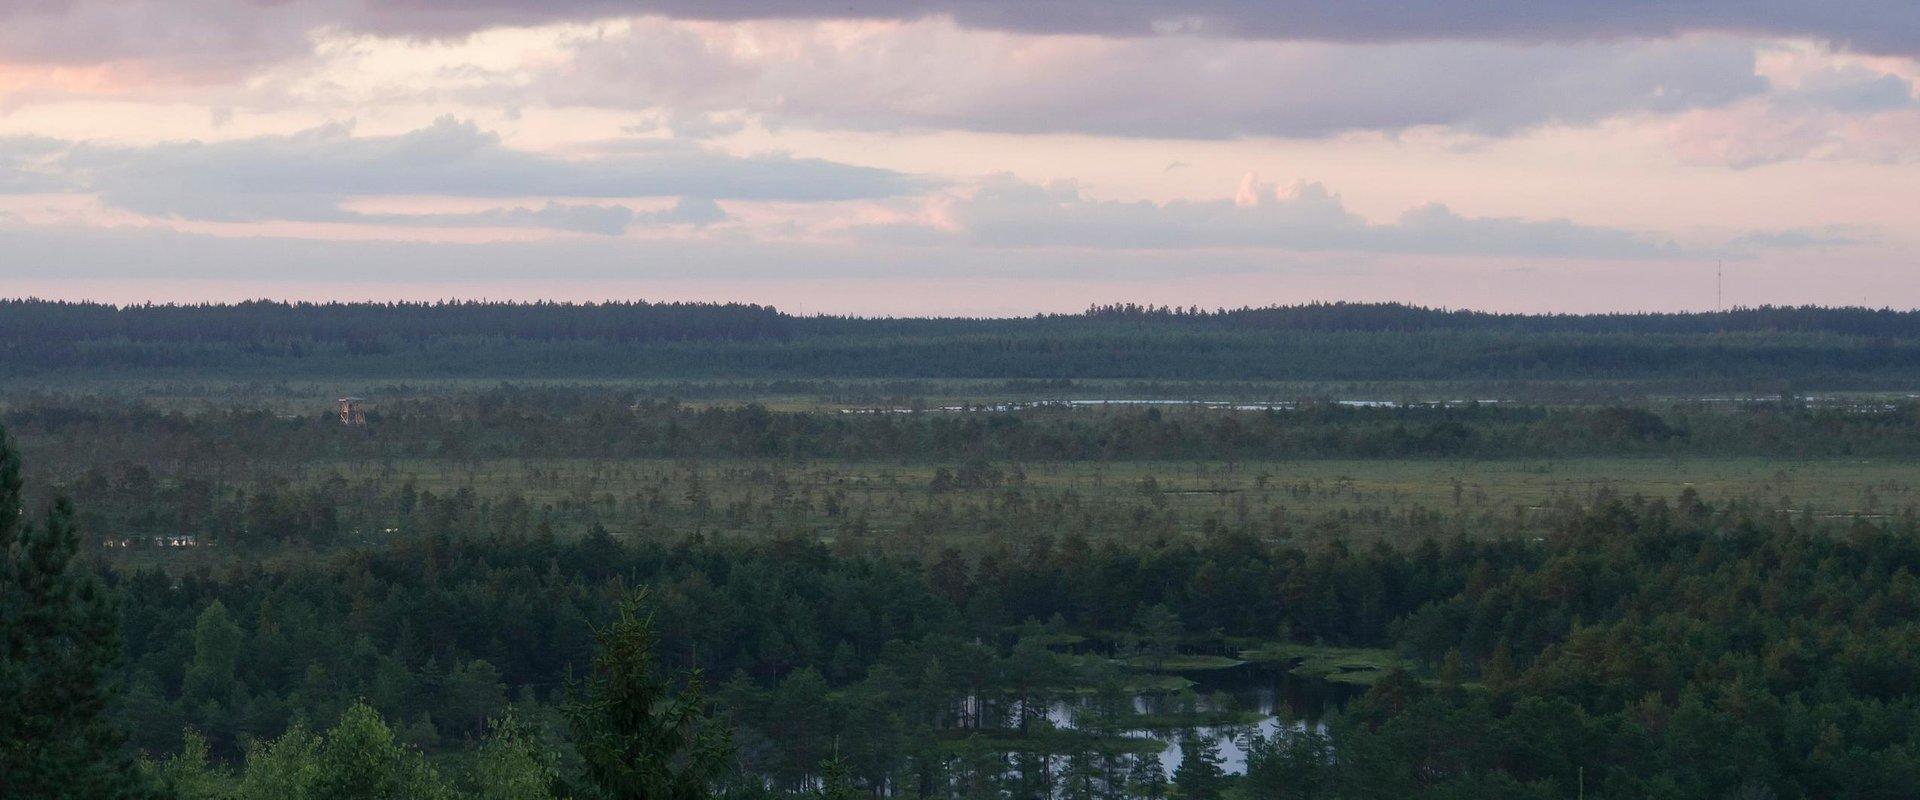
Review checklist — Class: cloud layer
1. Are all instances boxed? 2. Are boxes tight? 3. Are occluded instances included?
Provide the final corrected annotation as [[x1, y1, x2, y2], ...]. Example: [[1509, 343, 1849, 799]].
[[8, 1, 1920, 72], [861, 176, 1690, 259], [1, 117, 920, 233], [547, 22, 1768, 139], [0, 1, 1914, 312]]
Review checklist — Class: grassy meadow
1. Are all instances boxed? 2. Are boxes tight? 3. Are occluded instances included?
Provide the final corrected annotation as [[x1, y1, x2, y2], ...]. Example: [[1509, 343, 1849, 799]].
[[255, 454, 1918, 547]]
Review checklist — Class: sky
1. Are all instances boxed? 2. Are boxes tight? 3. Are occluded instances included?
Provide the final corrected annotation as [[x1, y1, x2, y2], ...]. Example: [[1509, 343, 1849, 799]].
[[1, 1, 1916, 315]]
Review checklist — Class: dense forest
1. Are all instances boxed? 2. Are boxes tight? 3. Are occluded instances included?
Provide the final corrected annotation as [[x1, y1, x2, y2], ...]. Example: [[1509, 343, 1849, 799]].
[[7, 301, 1920, 798], [10, 418, 1920, 798], [7, 300, 1920, 385]]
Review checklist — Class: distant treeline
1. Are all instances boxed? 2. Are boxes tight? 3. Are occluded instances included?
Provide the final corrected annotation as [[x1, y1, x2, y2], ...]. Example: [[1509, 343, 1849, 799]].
[[0, 299, 790, 344], [8, 392, 1920, 466], [18, 299, 1920, 339], [1069, 302, 1920, 335], [6, 299, 1920, 383]]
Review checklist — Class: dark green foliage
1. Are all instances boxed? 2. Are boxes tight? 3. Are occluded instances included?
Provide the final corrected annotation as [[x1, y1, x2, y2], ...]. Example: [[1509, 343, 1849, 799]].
[[1171, 735, 1226, 800], [1243, 729, 1334, 800], [469, 712, 563, 800], [146, 703, 457, 800], [182, 600, 243, 703], [97, 491, 1920, 797], [0, 298, 789, 349], [1136, 604, 1182, 668], [812, 754, 861, 800], [146, 729, 229, 800], [311, 702, 453, 800], [22, 362, 1920, 799], [1127, 754, 1168, 799], [0, 427, 148, 799], [566, 591, 733, 800], [8, 299, 1920, 384]]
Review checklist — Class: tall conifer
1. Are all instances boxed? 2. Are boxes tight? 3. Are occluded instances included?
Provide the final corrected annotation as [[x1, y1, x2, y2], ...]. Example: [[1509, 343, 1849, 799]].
[[0, 428, 149, 798]]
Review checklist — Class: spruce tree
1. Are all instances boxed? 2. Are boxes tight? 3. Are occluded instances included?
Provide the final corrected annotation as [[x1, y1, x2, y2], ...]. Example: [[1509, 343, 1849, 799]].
[[565, 590, 733, 800], [813, 752, 861, 800], [1172, 734, 1227, 800], [0, 429, 149, 799]]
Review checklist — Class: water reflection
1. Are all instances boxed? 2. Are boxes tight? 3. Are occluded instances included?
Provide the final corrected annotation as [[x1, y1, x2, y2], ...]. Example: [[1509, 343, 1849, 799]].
[[1048, 662, 1362, 774]]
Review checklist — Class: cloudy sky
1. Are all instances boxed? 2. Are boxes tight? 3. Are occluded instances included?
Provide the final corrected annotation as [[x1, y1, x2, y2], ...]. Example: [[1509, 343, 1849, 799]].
[[1, 1, 1916, 314]]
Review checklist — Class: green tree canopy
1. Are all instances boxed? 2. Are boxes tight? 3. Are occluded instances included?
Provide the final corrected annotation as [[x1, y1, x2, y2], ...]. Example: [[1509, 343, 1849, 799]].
[[566, 590, 733, 800], [0, 427, 149, 799], [1172, 735, 1227, 800], [183, 600, 244, 702]]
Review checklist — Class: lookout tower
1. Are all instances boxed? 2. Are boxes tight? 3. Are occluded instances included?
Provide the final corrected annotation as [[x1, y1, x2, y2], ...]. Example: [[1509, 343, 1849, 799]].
[[337, 396, 367, 426]]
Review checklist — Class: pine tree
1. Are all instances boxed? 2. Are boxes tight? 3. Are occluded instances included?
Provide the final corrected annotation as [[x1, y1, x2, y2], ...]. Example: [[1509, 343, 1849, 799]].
[[1097, 746, 1132, 800], [565, 590, 733, 800], [1127, 753, 1169, 799], [1060, 746, 1101, 800], [0, 429, 150, 799], [1172, 734, 1227, 800]]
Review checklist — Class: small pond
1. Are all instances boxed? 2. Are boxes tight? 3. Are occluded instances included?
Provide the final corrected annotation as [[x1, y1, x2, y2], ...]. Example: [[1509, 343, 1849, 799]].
[[1047, 661, 1366, 774]]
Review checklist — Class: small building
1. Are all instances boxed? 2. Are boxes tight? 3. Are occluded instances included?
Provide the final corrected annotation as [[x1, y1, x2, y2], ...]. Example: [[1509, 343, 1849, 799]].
[[338, 396, 367, 426]]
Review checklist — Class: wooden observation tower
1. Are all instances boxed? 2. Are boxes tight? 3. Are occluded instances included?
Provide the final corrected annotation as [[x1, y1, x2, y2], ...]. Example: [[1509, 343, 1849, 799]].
[[337, 396, 367, 426]]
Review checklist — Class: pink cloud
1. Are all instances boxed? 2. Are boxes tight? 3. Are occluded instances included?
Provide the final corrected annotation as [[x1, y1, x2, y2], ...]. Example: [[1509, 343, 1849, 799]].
[[1669, 101, 1920, 167]]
